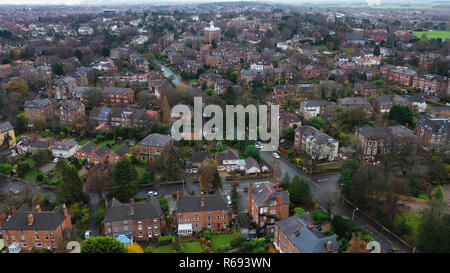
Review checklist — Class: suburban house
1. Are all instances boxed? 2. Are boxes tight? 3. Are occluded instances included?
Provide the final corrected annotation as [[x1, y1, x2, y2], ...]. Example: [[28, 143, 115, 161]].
[[300, 100, 330, 120], [191, 152, 210, 168], [406, 94, 427, 113], [137, 133, 173, 162], [24, 98, 54, 123], [108, 145, 130, 165], [48, 76, 77, 100], [415, 118, 450, 145], [1, 204, 72, 252], [279, 112, 301, 132], [245, 157, 261, 174], [274, 213, 339, 253], [338, 97, 372, 114], [0, 121, 15, 148], [272, 84, 303, 104], [52, 139, 79, 158], [104, 87, 135, 104], [89, 146, 111, 165], [89, 107, 112, 128], [15, 134, 54, 154], [174, 194, 232, 236], [76, 142, 97, 161], [372, 95, 409, 113], [248, 181, 290, 235], [103, 197, 165, 241], [57, 100, 86, 125], [294, 126, 339, 161], [215, 149, 240, 172]]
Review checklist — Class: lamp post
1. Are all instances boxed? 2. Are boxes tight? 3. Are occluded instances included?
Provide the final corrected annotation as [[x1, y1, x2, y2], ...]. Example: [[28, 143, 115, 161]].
[[352, 208, 359, 221]]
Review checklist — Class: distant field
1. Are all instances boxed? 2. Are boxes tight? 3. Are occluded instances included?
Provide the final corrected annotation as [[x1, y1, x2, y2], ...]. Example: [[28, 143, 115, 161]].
[[328, 4, 437, 9], [413, 30, 450, 39]]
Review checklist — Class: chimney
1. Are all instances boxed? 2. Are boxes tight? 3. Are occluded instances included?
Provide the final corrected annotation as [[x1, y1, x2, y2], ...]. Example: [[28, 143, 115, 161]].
[[28, 213, 34, 226], [62, 204, 68, 217], [129, 205, 134, 216], [11, 207, 16, 215], [35, 204, 41, 213], [326, 240, 333, 251], [105, 199, 109, 209], [249, 182, 253, 194], [277, 195, 282, 205], [275, 179, 280, 189], [293, 229, 300, 236], [176, 191, 180, 201], [200, 196, 205, 207], [307, 224, 315, 230]]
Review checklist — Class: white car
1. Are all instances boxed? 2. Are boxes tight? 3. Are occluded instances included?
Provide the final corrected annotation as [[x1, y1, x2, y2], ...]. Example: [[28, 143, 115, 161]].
[[192, 168, 198, 174], [84, 230, 93, 239], [53, 158, 59, 163], [254, 144, 262, 149], [272, 152, 280, 159], [10, 152, 18, 157], [227, 195, 232, 205], [147, 191, 158, 196]]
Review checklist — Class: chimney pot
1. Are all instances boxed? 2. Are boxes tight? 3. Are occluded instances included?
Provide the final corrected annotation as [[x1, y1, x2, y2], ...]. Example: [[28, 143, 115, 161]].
[[200, 196, 205, 207], [28, 213, 34, 225], [326, 240, 333, 251], [11, 207, 16, 215], [63, 203, 68, 217], [35, 204, 41, 213], [129, 205, 134, 216], [276, 195, 283, 205]]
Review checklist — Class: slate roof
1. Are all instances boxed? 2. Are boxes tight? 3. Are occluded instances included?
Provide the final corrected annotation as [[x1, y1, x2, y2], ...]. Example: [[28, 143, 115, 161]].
[[175, 194, 228, 213], [302, 100, 329, 108], [245, 157, 260, 170], [2, 204, 68, 231], [251, 182, 290, 207], [53, 139, 78, 151], [139, 133, 172, 148], [104, 197, 163, 222], [80, 142, 97, 153], [192, 151, 210, 163], [215, 149, 239, 165], [356, 126, 390, 139], [113, 145, 129, 156], [94, 145, 111, 157], [60, 100, 83, 110], [417, 118, 450, 134], [0, 121, 14, 133], [339, 97, 370, 106], [275, 213, 313, 236], [290, 226, 339, 253], [24, 98, 50, 109], [104, 87, 133, 94], [297, 126, 337, 145]]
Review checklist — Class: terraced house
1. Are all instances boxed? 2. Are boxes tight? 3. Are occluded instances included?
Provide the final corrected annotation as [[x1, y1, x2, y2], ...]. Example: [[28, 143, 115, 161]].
[[1, 204, 72, 252], [104, 87, 135, 104], [103, 197, 165, 241], [175, 194, 232, 236]]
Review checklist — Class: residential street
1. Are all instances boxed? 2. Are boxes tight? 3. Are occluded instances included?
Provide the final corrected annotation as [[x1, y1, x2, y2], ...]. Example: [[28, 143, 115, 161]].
[[259, 150, 412, 253]]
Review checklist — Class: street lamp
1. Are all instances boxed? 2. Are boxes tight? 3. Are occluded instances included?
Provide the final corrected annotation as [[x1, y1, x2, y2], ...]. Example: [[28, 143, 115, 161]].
[[352, 208, 359, 221]]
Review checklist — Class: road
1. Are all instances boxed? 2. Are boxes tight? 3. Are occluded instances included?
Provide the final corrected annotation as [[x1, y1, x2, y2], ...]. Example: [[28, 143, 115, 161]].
[[259, 150, 412, 253]]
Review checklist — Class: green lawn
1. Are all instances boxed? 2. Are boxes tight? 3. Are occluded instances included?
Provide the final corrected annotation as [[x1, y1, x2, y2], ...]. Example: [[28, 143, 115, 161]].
[[181, 241, 202, 253], [25, 169, 38, 181], [153, 244, 177, 253], [111, 143, 122, 151], [413, 30, 450, 40], [210, 233, 234, 252], [78, 139, 92, 146], [95, 139, 115, 148]]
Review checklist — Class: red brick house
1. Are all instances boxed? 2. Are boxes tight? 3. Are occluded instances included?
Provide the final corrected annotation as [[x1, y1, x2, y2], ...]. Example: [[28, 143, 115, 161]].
[[175, 194, 232, 236], [415, 118, 450, 145], [104, 87, 135, 104], [103, 197, 165, 241], [2, 204, 72, 252], [301, 64, 324, 80], [248, 181, 290, 235], [76, 142, 97, 161], [89, 146, 111, 165], [272, 84, 303, 104], [108, 145, 130, 165], [57, 100, 85, 125]]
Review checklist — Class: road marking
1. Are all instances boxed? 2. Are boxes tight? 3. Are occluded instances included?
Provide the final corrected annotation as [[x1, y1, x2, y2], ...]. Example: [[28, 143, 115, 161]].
[[365, 223, 401, 250]]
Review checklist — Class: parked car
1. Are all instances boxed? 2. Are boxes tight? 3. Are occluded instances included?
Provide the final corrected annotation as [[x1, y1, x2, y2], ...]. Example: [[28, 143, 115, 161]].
[[84, 230, 93, 239], [272, 152, 280, 159], [227, 195, 231, 205], [147, 191, 158, 196], [192, 167, 198, 174], [53, 158, 59, 163]]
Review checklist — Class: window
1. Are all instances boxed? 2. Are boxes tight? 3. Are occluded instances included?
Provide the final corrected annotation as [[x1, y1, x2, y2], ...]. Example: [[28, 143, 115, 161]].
[[148, 231, 152, 237], [107, 228, 111, 233], [179, 212, 182, 216], [21, 236, 25, 241], [195, 211, 198, 215], [22, 243, 27, 248], [36, 243, 42, 248], [195, 217, 198, 222], [223, 215, 226, 220], [138, 220, 142, 224], [185, 217, 189, 222], [113, 227, 118, 232], [12, 235, 16, 241], [35, 236, 40, 241], [223, 210, 226, 214], [207, 224, 211, 229], [207, 216, 211, 221], [179, 217, 183, 223], [45, 235, 49, 241], [154, 218, 157, 222], [124, 226, 129, 231], [208, 210, 211, 214], [124, 220, 128, 224], [154, 224, 158, 228], [154, 232, 158, 236], [148, 224, 152, 229], [53, 243, 56, 249], [51, 236, 55, 241], [139, 232, 143, 238], [217, 216, 220, 220]]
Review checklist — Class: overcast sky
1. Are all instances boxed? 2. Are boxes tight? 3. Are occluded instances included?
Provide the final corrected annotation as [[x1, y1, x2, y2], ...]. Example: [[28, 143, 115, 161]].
[[0, 0, 400, 6]]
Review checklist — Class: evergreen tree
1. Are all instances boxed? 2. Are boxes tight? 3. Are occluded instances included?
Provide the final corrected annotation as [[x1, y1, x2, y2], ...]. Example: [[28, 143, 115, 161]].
[[213, 170, 222, 190], [112, 158, 138, 202], [57, 161, 87, 205]]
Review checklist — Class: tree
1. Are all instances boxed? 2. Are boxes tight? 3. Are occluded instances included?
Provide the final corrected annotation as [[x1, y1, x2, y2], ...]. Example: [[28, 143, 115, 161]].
[[81, 236, 127, 253], [308, 117, 327, 129], [199, 159, 217, 193], [243, 144, 259, 160], [280, 173, 290, 189], [127, 242, 144, 253], [288, 176, 312, 206], [213, 170, 222, 190], [74, 49, 83, 61], [433, 186, 444, 200], [112, 158, 138, 202], [101, 47, 110, 57], [416, 199, 450, 253], [230, 71, 238, 84], [388, 105, 413, 127], [93, 204, 105, 223], [7, 78, 29, 98], [373, 45, 380, 56], [52, 63, 64, 76], [57, 161, 87, 205], [84, 88, 104, 109], [224, 86, 236, 105]]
